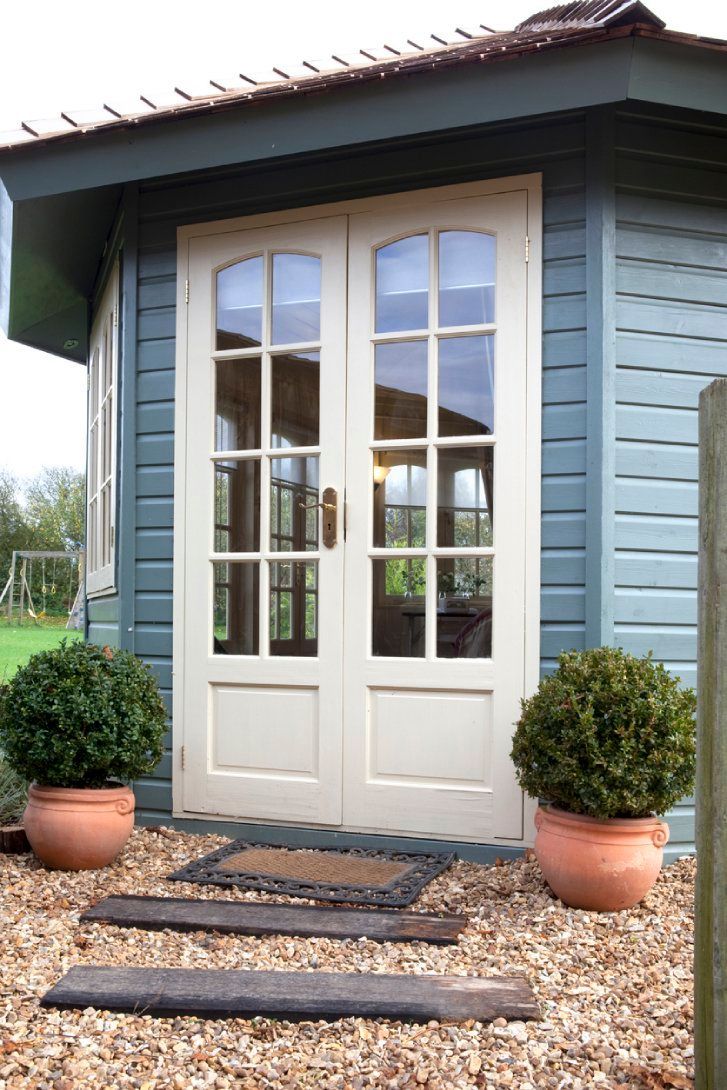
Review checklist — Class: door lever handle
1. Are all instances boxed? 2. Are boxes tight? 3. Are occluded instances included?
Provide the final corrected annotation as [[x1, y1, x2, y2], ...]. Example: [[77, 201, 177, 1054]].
[[298, 488, 338, 548]]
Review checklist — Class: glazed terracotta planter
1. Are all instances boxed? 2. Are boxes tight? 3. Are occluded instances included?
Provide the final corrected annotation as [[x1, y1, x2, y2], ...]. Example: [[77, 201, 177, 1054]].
[[534, 804, 669, 911], [23, 783, 135, 870]]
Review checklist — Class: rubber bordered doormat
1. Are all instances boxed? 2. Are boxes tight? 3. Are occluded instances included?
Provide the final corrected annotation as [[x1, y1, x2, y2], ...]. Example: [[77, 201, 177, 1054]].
[[167, 841, 456, 907]]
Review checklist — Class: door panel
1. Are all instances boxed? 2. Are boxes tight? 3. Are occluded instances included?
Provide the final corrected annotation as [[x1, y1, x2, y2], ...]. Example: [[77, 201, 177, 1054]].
[[183, 217, 347, 825], [343, 192, 529, 842], [179, 186, 533, 844]]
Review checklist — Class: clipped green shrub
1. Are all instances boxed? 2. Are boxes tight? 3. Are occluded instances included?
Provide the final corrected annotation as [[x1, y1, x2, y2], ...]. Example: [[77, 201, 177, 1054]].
[[0, 640, 166, 789], [510, 647, 696, 819]]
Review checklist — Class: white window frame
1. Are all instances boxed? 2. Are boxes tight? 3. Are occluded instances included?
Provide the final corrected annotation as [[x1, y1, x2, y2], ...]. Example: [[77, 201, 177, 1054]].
[[86, 262, 119, 596]]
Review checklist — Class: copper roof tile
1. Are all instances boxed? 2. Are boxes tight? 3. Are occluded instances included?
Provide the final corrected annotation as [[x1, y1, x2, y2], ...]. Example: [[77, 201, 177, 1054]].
[[0, 3, 723, 155]]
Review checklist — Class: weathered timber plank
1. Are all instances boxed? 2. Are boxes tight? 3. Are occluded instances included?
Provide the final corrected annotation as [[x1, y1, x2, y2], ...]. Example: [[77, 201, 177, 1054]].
[[0, 825, 30, 853], [41, 966, 539, 1023], [81, 896, 465, 945]]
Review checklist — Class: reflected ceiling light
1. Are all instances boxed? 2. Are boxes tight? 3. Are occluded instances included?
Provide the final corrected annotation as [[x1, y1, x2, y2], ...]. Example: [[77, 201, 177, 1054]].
[[373, 463, 390, 489]]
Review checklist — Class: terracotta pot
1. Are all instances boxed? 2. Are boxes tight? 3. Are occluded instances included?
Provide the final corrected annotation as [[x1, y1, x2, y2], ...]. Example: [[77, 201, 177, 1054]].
[[23, 783, 135, 870], [534, 804, 669, 911]]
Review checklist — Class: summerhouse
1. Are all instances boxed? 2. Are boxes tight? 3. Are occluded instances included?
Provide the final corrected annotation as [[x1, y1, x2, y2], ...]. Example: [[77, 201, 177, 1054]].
[[1, 0, 724, 862]]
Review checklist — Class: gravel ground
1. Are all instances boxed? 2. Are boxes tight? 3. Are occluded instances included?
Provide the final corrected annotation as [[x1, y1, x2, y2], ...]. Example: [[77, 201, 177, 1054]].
[[0, 828, 694, 1090]]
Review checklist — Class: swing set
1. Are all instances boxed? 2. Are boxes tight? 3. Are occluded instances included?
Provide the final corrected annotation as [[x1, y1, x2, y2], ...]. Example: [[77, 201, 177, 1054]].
[[0, 550, 85, 629]]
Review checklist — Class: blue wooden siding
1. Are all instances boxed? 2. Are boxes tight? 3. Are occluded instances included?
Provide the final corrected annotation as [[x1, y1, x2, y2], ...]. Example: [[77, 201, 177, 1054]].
[[121, 104, 723, 859], [128, 114, 589, 828], [613, 105, 727, 857], [87, 594, 119, 648]]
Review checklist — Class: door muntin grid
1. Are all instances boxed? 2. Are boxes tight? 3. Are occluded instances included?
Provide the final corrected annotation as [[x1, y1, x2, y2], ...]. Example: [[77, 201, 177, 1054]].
[[211, 250, 323, 659], [370, 229, 496, 661]]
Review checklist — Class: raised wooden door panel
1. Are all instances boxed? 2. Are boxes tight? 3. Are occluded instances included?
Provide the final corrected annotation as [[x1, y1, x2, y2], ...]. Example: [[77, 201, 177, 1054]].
[[342, 190, 530, 842], [182, 216, 348, 825]]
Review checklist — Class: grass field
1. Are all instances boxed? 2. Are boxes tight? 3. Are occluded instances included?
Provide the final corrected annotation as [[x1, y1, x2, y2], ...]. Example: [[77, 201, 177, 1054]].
[[0, 617, 82, 681]]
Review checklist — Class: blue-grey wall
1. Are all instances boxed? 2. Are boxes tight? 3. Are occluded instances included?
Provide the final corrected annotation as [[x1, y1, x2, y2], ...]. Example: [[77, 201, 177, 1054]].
[[610, 104, 727, 854], [91, 101, 725, 860]]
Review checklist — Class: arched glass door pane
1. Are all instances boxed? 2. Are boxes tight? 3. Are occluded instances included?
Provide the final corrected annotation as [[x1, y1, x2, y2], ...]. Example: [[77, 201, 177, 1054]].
[[216, 256, 264, 349], [438, 231, 495, 327], [375, 235, 429, 333], [272, 253, 321, 344]]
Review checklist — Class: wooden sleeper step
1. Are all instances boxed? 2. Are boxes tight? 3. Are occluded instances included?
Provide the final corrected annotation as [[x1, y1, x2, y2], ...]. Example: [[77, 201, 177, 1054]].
[[81, 895, 465, 945], [41, 966, 540, 1023]]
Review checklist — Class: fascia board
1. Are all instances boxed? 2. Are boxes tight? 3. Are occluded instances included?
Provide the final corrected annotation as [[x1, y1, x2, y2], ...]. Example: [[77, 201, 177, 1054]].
[[628, 37, 727, 117], [0, 38, 636, 202]]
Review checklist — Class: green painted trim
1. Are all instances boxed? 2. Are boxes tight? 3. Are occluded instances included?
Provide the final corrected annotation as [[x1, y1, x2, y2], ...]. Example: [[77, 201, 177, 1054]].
[[0, 180, 12, 335], [135, 814, 526, 864], [118, 184, 139, 652], [585, 106, 616, 647], [0, 40, 636, 201]]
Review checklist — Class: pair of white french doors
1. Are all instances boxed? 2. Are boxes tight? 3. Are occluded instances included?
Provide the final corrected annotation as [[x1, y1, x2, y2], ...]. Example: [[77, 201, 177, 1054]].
[[177, 179, 538, 844]]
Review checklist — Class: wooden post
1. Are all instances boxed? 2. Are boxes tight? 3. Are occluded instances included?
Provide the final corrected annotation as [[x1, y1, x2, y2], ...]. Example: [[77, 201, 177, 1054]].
[[18, 558, 26, 625], [6, 550, 16, 620], [695, 378, 727, 1089]]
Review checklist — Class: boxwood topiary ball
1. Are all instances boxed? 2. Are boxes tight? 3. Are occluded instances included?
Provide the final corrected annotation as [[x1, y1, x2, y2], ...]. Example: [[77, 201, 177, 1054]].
[[510, 647, 696, 819], [0, 640, 167, 789]]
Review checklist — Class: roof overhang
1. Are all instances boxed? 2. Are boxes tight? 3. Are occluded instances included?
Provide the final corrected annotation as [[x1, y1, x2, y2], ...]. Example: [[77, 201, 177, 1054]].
[[1, 30, 726, 361]]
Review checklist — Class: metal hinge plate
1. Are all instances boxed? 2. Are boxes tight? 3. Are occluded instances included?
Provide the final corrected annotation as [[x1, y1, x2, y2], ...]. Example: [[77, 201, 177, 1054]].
[[113, 303, 119, 328], [185, 279, 190, 304], [181, 745, 187, 770], [525, 236, 530, 263]]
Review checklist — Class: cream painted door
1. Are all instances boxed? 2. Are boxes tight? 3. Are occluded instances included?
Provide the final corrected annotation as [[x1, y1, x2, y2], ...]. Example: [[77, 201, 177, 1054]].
[[342, 191, 529, 841], [182, 216, 347, 824], [179, 185, 535, 841]]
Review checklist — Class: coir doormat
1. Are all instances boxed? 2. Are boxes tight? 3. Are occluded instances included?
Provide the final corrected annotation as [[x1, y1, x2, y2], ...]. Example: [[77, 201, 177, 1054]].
[[168, 841, 455, 907]]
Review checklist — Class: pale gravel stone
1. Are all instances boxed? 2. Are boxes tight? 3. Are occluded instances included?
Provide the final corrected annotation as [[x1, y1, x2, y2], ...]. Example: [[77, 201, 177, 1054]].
[[0, 828, 695, 1089]]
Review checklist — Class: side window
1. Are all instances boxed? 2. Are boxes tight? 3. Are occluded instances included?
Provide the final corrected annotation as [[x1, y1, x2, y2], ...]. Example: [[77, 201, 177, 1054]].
[[86, 262, 119, 596]]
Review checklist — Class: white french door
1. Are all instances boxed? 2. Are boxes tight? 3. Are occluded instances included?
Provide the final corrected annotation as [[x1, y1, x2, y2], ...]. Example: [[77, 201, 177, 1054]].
[[343, 191, 528, 841], [177, 181, 538, 844], [182, 217, 347, 825]]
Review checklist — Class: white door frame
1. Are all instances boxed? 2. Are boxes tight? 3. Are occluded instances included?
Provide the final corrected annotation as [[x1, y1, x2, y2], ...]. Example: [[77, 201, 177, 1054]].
[[173, 173, 542, 845]]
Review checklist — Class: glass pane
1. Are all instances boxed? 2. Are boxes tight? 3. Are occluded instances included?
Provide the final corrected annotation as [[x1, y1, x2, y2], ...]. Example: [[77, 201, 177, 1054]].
[[213, 561, 259, 655], [215, 460, 260, 552], [270, 560, 317, 656], [375, 235, 429, 333], [374, 341, 428, 440], [215, 358, 261, 451], [436, 557, 492, 659], [372, 558, 426, 658], [216, 257, 263, 349], [270, 456, 319, 551], [272, 253, 321, 345], [272, 352, 320, 447], [438, 231, 495, 327], [372, 450, 427, 549], [438, 336, 494, 436], [437, 447, 493, 547]]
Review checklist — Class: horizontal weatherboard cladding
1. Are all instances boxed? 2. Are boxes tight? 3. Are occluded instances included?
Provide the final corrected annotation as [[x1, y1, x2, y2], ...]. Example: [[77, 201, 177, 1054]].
[[612, 103, 727, 856], [131, 112, 587, 828], [123, 101, 722, 859]]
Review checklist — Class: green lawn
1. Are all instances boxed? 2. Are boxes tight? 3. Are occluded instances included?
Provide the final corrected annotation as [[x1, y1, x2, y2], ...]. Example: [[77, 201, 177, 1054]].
[[0, 618, 82, 682]]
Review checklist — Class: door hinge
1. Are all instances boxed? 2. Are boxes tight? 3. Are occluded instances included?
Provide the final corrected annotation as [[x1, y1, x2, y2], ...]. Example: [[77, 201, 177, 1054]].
[[185, 279, 190, 304], [113, 303, 119, 328], [525, 236, 530, 263], [181, 745, 187, 771], [110, 525, 115, 548]]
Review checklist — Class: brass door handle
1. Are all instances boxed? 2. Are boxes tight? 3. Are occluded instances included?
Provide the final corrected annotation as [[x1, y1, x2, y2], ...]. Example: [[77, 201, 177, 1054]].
[[299, 488, 337, 548]]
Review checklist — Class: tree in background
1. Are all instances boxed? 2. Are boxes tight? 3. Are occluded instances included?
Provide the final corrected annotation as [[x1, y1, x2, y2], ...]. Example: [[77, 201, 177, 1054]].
[[1, 467, 85, 616], [24, 467, 84, 553], [0, 470, 29, 583]]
